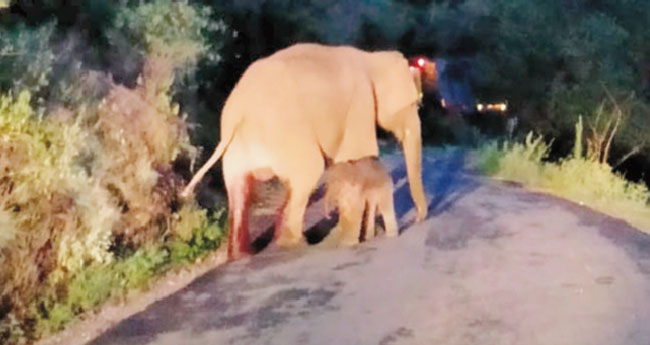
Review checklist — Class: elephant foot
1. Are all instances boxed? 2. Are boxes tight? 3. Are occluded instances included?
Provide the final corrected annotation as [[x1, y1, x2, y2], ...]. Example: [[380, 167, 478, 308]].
[[416, 205, 428, 222]]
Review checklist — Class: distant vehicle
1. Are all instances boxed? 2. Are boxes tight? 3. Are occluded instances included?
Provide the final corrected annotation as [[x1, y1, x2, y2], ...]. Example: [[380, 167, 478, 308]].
[[476, 101, 508, 113], [408, 56, 507, 116]]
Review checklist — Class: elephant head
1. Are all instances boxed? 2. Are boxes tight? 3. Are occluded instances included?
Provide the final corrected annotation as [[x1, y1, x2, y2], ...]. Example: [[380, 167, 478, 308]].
[[366, 51, 428, 222]]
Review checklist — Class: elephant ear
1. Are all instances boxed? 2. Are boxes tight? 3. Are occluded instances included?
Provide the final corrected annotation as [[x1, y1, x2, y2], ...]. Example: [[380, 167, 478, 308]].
[[366, 51, 421, 131]]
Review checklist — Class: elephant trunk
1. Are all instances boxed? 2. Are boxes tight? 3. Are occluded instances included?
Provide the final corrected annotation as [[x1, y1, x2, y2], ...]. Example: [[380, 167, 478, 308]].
[[401, 109, 427, 222]]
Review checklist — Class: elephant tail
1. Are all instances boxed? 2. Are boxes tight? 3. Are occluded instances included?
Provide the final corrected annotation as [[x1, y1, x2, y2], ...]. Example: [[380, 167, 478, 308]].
[[180, 125, 237, 199]]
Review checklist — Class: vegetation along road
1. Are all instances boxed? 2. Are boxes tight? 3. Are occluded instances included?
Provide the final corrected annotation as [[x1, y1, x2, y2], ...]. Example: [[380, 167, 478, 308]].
[[90, 149, 650, 345]]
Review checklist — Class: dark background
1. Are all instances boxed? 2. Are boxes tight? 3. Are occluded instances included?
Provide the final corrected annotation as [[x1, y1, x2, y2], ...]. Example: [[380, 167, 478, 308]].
[[3, 0, 650, 185]]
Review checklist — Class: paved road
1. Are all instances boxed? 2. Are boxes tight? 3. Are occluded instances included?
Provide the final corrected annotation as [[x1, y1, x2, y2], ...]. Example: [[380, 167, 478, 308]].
[[91, 149, 650, 345]]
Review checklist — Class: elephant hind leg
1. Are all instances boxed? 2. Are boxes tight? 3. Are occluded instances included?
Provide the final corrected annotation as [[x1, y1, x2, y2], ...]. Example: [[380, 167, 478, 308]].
[[227, 175, 254, 260], [274, 186, 312, 247], [274, 159, 324, 247]]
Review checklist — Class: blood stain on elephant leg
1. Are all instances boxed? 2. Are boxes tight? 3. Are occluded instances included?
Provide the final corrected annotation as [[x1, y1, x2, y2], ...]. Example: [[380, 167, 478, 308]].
[[227, 175, 254, 260]]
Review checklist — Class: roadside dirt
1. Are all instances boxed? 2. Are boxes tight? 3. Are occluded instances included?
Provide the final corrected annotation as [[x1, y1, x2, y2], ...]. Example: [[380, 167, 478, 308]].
[[36, 250, 228, 345]]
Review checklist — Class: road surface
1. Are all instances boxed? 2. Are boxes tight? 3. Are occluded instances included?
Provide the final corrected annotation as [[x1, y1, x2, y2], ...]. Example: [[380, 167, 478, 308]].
[[90, 148, 650, 345]]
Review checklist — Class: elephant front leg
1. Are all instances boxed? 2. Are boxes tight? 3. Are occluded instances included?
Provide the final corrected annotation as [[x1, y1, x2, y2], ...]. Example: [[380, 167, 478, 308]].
[[380, 190, 399, 237], [400, 108, 427, 222], [273, 154, 324, 248]]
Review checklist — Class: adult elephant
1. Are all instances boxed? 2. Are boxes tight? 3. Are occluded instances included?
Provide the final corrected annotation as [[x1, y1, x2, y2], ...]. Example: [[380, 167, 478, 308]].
[[181, 43, 429, 259]]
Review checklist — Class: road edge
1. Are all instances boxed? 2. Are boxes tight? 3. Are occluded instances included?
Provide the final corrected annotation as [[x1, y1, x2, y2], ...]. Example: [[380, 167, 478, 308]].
[[35, 248, 229, 345]]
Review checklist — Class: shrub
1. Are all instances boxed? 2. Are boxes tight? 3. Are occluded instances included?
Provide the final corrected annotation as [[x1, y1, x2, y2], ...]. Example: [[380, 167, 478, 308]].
[[112, 0, 226, 97], [168, 207, 226, 266], [0, 207, 16, 249], [0, 22, 55, 95], [29, 206, 226, 337], [114, 0, 216, 62], [474, 121, 650, 232], [0, 91, 119, 318], [473, 141, 501, 174], [476, 132, 551, 185], [0, 2, 230, 343]]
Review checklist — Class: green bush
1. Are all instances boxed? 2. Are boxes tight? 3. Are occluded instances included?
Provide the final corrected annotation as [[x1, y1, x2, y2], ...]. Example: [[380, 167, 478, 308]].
[[0, 2, 230, 343], [28, 208, 225, 337], [474, 122, 650, 232], [113, 0, 220, 62], [1, 203, 227, 342], [112, 0, 227, 96], [473, 141, 501, 174], [0, 22, 55, 95], [168, 207, 226, 266], [0, 91, 119, 318]]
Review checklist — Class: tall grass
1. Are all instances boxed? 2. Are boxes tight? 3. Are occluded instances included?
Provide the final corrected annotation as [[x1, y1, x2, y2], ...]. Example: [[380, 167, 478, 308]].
[[474, 119, 650, 232]]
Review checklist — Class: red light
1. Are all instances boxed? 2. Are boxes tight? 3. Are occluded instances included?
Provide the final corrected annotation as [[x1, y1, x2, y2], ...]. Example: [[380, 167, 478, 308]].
[[417, 58, 425, 68]]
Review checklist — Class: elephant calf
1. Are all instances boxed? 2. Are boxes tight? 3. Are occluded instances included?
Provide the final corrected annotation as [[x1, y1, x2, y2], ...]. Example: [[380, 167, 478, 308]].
[[322, 157, 398, 246]]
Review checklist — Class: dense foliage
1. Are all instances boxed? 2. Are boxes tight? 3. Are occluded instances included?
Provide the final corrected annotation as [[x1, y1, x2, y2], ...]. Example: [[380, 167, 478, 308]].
[[0, 1, 228, 343]]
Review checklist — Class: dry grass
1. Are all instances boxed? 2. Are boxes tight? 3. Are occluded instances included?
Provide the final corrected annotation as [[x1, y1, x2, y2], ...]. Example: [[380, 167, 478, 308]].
[[474, 129, 650, 233], [0, 2, 226, 343]]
